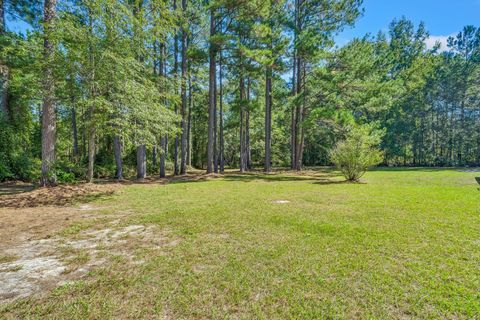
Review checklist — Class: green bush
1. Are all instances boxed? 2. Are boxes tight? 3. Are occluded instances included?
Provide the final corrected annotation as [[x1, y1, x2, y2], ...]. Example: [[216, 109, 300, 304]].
[[53, 160, 84, 184], [330, 124, 384, 182], [0, 120, 38, 181]]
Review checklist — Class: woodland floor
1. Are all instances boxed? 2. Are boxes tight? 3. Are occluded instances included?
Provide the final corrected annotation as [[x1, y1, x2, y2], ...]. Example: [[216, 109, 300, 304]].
[[0, 168, 479, 319]]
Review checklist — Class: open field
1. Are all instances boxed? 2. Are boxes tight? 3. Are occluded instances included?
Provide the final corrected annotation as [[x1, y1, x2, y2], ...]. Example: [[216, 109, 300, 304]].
[[0, 168, 479, 319]]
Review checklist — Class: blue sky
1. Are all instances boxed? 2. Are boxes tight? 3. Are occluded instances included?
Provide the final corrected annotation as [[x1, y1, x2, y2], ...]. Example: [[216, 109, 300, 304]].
[[7, 0, 480, 51], [337, 0, 480, 50]]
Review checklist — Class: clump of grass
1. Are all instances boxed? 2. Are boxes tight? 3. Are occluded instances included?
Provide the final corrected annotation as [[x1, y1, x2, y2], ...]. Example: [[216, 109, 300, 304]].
[[0, 254, 17, 264], [0, 265, 23, 272], [58, 222, 92, 237], [58, 246, 91, 274]]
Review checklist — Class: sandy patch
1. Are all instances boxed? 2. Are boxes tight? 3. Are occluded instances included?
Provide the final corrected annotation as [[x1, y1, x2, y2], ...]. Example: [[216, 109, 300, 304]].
[[0, 223, 178, 304]]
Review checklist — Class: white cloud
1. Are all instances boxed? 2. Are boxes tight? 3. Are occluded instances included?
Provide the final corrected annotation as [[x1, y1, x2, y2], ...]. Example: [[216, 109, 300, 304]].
[[424, 34, 454, 52]]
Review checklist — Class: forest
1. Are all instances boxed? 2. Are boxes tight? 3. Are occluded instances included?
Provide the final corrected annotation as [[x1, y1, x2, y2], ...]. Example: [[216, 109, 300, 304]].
[[1, 0, 478, 184]]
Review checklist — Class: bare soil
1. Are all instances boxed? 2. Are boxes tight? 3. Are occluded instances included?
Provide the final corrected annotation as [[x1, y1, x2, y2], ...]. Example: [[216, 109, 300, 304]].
[[0, 222, 178, 303], [0, 183, 118, 208], [0, 183, 160, 304]]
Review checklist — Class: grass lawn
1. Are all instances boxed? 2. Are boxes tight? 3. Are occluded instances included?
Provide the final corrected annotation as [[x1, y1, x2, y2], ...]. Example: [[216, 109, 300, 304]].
[[1, 168, 479, 319]]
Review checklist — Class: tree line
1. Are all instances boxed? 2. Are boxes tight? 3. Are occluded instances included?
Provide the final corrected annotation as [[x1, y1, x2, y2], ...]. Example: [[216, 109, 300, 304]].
[[0, 0, 479, 184]]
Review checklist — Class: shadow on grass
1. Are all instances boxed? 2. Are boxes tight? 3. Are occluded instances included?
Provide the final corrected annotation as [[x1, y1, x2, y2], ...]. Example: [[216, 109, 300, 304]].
[[0, 182, 35, 196], [115, 168, 349, 185], [221, 173, 342, 183], [372, 167, 465, 172]]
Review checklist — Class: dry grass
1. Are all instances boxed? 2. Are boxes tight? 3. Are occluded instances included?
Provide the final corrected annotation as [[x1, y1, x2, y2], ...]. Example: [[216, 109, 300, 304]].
[[0, 183, 119, 208]]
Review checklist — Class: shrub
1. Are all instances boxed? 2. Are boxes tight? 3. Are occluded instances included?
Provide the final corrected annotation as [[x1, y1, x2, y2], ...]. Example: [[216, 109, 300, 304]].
[[330, 124, 384, 182], [53, 160, 84, 184]]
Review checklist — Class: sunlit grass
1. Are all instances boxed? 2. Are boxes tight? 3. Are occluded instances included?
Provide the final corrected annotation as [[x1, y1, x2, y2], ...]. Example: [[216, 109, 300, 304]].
[[2, 168, 479, 319]]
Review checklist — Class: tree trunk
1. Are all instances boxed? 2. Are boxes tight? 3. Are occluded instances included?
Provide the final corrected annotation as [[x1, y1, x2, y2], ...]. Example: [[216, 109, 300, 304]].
[[85, 6, 98, 183], [136, 145, 146, 180], [173, 1, 180, 175], [159, 41, 167, 178], [213, 69, 218, 173], [293, 50, 304, 171], [459, 97, 465, 164], [219, 51, 225, 173], [40, 0, 57, 187], [291, 0, 305, 171], [264, 67, 272, 173], [294, 61, 306, 171], [246, 79, 251, 170], [186, 74, 193, 168], [297, 108, 306, 170], [160, 136, 166, 178], [71, 105, 79, 159], [153, 145, 157, 167], [114, 135, 123, 180], [86, 127, 95, 183], [239, 76, 247, 173], [0, 0, 9, 119], [290, 0, 299, 170], [81, 110, 87, 159], [0, 0, 4, 35], [207, 9, 216, 173], [290, 103, 296, 169], [180, 0, 188, 175]]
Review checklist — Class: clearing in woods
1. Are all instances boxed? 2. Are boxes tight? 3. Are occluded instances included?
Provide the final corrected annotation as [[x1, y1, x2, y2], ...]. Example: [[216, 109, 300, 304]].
[[0, 168, 479, 319]]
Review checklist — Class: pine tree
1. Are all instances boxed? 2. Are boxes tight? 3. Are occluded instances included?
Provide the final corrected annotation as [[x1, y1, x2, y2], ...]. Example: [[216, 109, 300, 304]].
[[40, 0, 57, 186]]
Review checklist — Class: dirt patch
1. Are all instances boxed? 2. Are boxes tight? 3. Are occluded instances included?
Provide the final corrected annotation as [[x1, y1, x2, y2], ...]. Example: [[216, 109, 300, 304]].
[[0, 223, 179, 304], [0, 182, 181, 305], [0, 183, 118, 208], [0, 201, 112, 303], [0, 205, 102, 248], [273, 200, 291, 204]]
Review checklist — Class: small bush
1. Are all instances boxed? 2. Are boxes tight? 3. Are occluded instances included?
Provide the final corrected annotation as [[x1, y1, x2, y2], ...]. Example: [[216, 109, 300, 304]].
[[53, 160, 84, 184], [330, 124, 384, 182]]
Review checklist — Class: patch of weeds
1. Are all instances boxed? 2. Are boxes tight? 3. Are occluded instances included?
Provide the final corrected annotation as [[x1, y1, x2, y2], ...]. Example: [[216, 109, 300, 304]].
[[0, 254, 17, 264], [58, 222, 94, 237], [51, 280, 87, 297], [110, 254, 128, 264], [95, 243, 107, 251], [58, 246, 91, 274], [0, 264, 23, 272], [68, 252, 90, 265]]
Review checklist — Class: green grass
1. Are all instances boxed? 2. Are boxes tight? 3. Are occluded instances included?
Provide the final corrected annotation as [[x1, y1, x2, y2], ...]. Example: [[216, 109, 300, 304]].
[[2, 168, 480, 319]]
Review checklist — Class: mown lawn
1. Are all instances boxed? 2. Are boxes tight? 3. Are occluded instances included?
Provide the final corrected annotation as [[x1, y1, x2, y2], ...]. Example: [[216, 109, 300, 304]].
[[2, 168, 480, 319]]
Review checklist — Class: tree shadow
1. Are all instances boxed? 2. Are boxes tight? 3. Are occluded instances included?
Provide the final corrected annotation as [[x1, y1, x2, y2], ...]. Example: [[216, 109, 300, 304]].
[[94, 174, 216, 186], [0, 182, 35, 196], [312, 179, 357, 185], [372, 167, 464, 172], [181, 169, 346, 184], [221, 173, 336, 183], [93, 167, 348, 185]]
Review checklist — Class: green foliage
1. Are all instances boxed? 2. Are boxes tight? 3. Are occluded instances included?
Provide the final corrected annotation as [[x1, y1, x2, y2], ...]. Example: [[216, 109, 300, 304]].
[[1, 0, 479, 180], [330, 124, 384, 181]]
